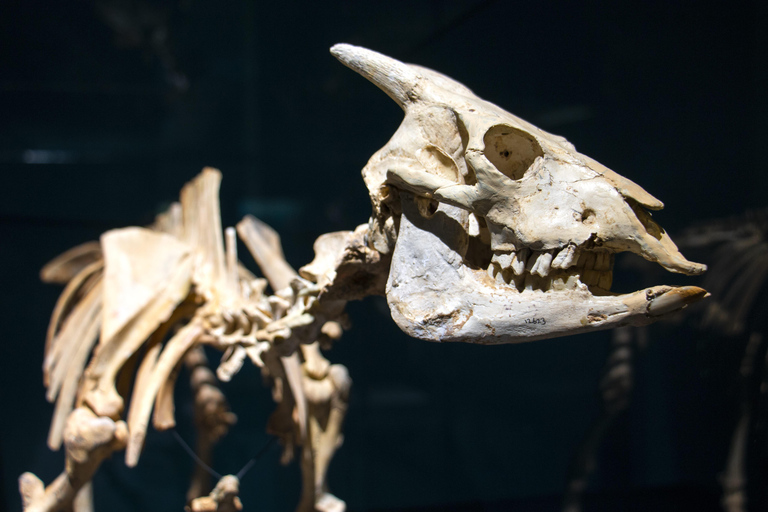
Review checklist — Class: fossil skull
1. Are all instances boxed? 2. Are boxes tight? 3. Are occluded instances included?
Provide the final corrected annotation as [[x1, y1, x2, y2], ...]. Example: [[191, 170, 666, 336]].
[[332, 44, 707, 343]]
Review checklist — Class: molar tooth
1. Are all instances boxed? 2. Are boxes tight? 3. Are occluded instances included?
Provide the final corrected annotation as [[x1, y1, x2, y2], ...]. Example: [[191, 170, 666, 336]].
[[565, 274, 580, 290], [595, 252, 613, 271], [524, 273, 537, 291], [581, 252, 597, 270], [594, 252, 606, 270], [567, 249, 581, 269], [553, 244, 579, 269], [552, 275, 567, 291], [511, 247, 529, 275], [531, 251, 553, 277], [496, 251, 514, 269], [598, 271, 613, 290], [525, 251, 540, 272], [552, 245, 571, 269], [582, 269, 600, 286]]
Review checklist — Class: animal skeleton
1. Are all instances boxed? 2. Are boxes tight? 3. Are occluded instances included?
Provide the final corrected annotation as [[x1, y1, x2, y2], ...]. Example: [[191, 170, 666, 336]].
[[20, 44, 707, 512]]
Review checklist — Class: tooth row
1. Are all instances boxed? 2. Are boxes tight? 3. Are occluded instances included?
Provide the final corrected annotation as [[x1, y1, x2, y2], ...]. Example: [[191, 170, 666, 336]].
[[488, 261, 613, 293], [488, 262, 614, 292], [576, 251, 613, 271], [492, 245, 585, 278], [488, 245, 615, 292]]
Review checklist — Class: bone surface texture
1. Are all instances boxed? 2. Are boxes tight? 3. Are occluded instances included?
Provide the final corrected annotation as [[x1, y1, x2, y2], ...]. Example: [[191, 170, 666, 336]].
[[331, 43, 706, 343]]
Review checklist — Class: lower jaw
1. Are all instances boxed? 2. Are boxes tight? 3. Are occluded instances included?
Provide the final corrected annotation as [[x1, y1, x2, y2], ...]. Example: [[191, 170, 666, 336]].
[[390, 270, 707, 344]]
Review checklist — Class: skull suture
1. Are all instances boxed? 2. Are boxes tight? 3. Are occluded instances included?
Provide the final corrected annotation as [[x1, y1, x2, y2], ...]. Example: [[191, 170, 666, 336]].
[[332, 44, 707, 343]]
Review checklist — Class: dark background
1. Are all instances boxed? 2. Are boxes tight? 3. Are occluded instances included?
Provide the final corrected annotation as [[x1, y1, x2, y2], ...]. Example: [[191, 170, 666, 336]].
[[1, 1, 765, 511]]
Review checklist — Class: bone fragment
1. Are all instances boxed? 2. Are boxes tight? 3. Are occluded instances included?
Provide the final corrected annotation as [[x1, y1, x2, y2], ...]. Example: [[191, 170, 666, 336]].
[[181, 168, 227, 294], [83, 242, 193, 419], [40, 241, 103, 285], [125, 322, 203, 466], [185, 347, 237, 503], [225, 227, 239, 297], [99, 227, 192, 345], [237, 215, 296, 292], [44, 260, 104, 364], [299, 231, 355, 289], [21, 408, 128, 512], [216, 345, 248, 382], [186, 475, 242, 512], [46, 279, 103, 450], [153, 201, 184, 238]]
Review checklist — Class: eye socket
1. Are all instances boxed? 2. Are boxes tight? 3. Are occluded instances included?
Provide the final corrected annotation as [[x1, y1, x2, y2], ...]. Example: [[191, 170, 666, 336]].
[[483, 124, 544, 181]]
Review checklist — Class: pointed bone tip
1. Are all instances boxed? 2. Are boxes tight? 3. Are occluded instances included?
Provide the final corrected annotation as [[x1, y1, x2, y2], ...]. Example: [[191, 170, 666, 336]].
[[330, 43, 350, 55], [330, 43, 361, 64], [19, 472, 44, 507], [648, 285, 708, 316], [329, 43, 417, 108], [663, 260, 707, 276]]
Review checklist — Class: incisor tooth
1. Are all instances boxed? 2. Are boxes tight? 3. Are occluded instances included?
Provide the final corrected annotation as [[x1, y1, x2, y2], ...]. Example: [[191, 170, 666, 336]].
[[531, 251, 553, 277], [487, 263, 497, 279], [496, 268, 507, 285]]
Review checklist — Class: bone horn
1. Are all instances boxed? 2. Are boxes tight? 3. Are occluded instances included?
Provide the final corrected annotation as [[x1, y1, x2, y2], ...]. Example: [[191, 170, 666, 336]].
[[330, 43, 421, 109]]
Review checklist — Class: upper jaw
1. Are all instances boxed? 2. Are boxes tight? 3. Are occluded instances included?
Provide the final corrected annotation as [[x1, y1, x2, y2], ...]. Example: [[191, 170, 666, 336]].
[[385, 193, 708, 344], [487, 243, 615, 295]]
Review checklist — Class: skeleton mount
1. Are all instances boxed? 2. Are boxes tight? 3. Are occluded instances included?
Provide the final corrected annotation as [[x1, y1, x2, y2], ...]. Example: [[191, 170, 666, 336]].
[[21, 45, 707, 512]]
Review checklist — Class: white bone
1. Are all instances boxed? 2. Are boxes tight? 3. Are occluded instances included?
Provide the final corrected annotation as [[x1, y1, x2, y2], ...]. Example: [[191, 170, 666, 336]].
[[332, 43, 707, 343]]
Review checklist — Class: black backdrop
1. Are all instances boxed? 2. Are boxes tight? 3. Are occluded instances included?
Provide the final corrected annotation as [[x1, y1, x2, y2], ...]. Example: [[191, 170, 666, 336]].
[[1, 1, 765, 510]]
